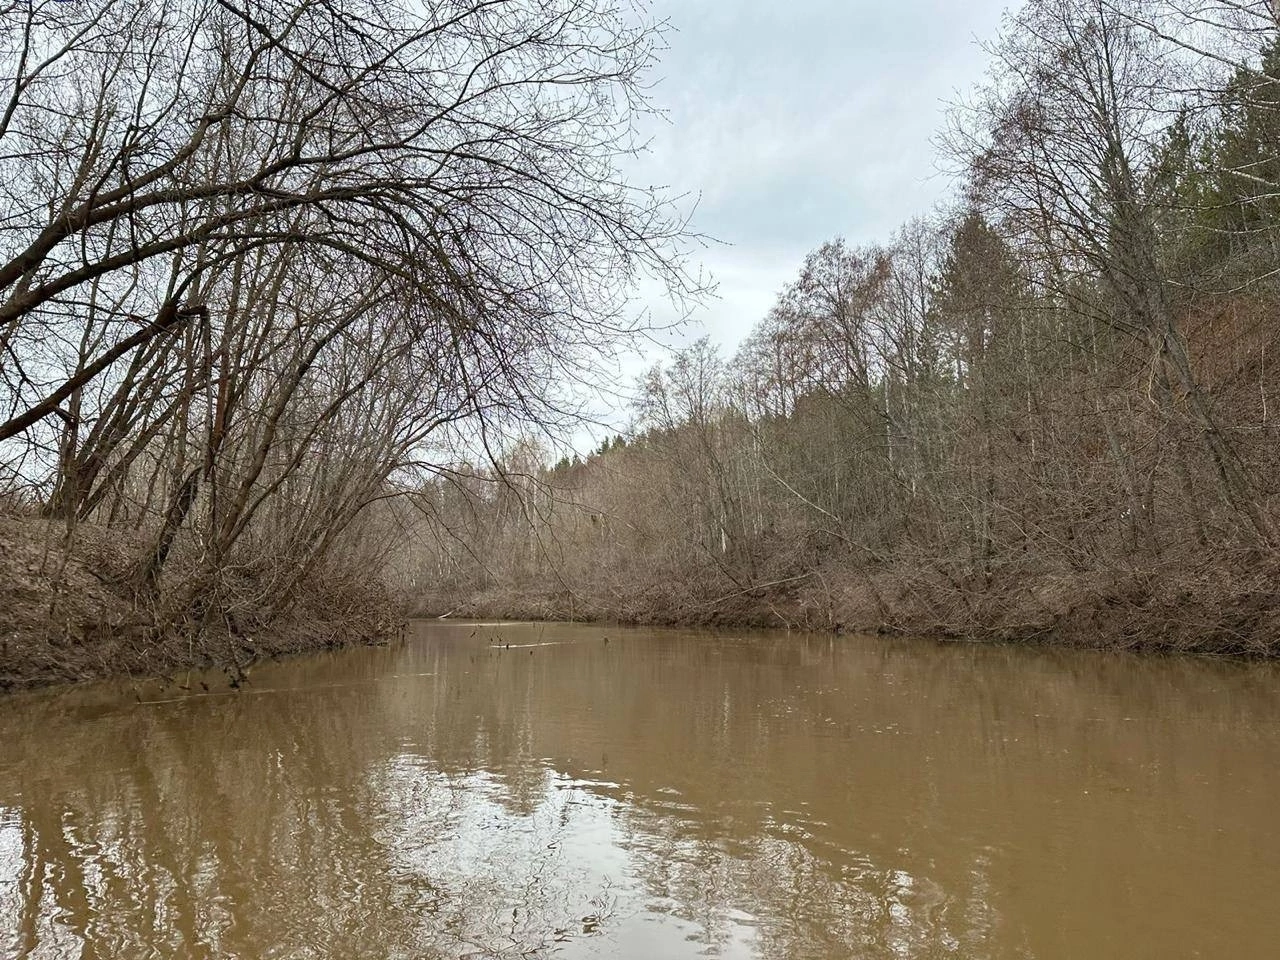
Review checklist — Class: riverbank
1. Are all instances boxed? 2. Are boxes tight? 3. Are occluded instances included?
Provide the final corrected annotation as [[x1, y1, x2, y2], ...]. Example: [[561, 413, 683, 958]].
[[0, 516, 399, 693], [416, 555, 1280, 658], [6, 512, 1277, 695]]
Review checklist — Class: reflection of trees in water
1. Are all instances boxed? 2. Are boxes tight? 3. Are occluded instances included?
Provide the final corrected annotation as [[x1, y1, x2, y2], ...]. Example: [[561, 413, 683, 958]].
[[558, 763, 1025, 960], [0, 661, 616, 958], [392, 632, 1038, 958], [2, 625, 1280, 958], [400, 625, 1280, 959], [374, 762, 622, 956], [2, 684, 404, 956]]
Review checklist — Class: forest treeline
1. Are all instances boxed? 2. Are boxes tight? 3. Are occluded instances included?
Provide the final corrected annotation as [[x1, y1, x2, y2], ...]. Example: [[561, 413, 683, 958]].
[[5, 0, 1280, 688], [401, 0, 1280, 655], [0, 0, 691, 688]]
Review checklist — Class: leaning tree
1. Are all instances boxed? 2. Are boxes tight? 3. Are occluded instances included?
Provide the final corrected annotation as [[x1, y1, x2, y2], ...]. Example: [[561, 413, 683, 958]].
[[0, 0, 694, 623]]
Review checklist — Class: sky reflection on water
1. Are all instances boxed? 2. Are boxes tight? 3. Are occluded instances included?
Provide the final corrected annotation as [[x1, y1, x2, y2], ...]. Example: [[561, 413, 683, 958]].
[[2, 622, 1280, 959]]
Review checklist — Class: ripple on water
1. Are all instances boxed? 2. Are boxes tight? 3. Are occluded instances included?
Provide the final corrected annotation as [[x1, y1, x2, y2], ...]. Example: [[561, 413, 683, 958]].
[[1, 620, 1279, 958]]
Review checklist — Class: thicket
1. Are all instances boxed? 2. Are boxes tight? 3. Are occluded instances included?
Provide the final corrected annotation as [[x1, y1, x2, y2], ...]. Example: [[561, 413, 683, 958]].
[[0, 0, 691, 687], [401, 1, 1280, 655]]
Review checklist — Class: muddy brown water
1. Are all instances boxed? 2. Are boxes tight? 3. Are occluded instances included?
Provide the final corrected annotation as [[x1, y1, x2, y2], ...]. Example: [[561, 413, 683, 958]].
[[2, 621, 1279, 959]]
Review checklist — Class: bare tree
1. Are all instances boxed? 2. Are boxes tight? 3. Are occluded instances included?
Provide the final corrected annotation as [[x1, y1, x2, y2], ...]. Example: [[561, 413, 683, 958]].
[[0, 0, 696, 657], [947, 0, 1274, 542]]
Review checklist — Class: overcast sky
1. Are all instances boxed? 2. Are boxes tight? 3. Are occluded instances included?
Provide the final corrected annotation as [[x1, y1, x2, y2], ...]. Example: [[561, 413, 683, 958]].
[[624, 0, 1014, 355]]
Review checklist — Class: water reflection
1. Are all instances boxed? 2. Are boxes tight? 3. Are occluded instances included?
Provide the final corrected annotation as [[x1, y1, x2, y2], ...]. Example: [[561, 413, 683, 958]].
[[2, 623, 1279, 958]]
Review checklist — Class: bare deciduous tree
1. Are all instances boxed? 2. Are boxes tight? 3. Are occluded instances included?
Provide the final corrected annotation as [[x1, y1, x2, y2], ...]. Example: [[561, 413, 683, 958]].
[[0, 0, 695, 660]]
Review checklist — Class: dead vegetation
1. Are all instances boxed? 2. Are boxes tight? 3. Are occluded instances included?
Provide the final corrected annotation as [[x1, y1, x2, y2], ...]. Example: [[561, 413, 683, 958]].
[[394, 2, 1280, 659], [414, 557, 1280, 658], [0, 0, 691, 691], [0, 514, 397, 692]]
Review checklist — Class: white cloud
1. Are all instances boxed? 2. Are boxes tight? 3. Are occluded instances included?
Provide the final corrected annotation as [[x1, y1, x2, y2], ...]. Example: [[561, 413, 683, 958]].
[[622, 0, 1014, 354]]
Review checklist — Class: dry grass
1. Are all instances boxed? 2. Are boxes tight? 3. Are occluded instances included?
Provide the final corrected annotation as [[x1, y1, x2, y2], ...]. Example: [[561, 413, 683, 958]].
[[415, 555, 1280, 658], [0, 515, 400, 693]]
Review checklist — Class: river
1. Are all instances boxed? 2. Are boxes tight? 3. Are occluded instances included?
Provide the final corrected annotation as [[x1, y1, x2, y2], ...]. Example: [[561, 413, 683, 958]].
[[2, 621, 1279, 958]]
